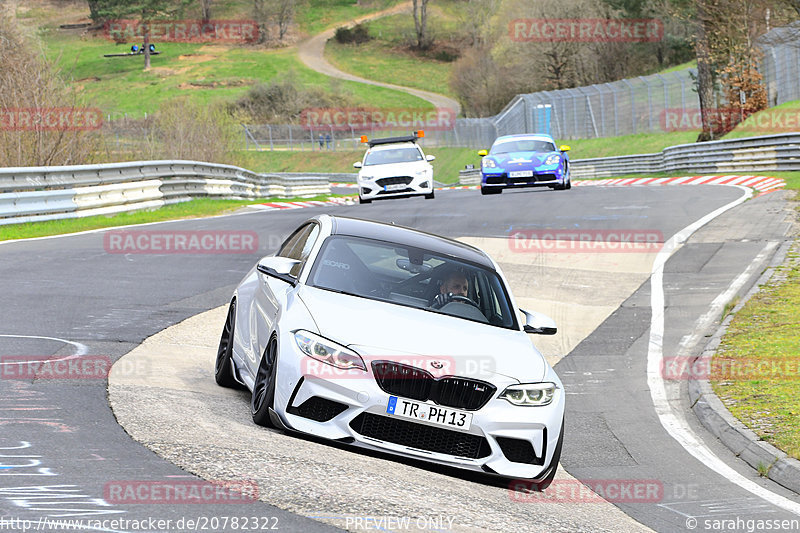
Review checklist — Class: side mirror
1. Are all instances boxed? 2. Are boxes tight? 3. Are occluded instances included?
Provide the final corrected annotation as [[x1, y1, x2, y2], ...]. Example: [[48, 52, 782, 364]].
[[353, 161, 363, 169], [426, 154, 436, 162], [478, 149, 488, 157], [257, 256, 300, 286], [520, 309, 557, 335], [559, 145, 571, 152]]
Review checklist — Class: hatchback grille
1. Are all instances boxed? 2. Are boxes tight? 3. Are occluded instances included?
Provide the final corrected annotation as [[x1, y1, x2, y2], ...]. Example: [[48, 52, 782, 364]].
[[350, 413, 491, 459], [375, 176, 413, 187], [371, 361, 496, 411]]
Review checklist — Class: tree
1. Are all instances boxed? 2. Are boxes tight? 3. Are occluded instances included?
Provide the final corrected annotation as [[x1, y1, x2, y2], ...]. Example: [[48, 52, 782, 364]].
[[253, 0, 269, 43], [200, 0, 213, 22], [272, 0, 296, 41], [96, 0, 190, 70], [412, 0, 432, 50]]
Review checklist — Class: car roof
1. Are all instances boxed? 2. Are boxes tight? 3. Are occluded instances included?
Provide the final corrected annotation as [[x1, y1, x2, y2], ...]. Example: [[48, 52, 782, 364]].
[[494, 134, 555, 143], [367, 141, 421, 152], [325, 216, 494, 269]]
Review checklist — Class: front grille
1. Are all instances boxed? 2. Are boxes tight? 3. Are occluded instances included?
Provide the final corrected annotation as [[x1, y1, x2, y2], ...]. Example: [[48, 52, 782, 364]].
[[496, 436, 545, 465], [533, 173, 556, 182], [436, 377, 495, 410], [485, 175, 505, 185], [287, 396, 348, 422], [373, 362, 431, 401], [371, 361, 496, 411], [376, 176, 413, 187], [350, 412, 491, 459]]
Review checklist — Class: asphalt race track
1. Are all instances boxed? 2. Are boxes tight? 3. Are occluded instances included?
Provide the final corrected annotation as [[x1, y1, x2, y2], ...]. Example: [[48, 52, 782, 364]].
[[1, 184, 798, 532]]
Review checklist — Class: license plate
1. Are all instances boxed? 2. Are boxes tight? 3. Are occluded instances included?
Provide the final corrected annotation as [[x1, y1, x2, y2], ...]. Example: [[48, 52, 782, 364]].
[[386, 396, 472, 430], [384, 183, 407, 191], [509, 170, 533, 178]]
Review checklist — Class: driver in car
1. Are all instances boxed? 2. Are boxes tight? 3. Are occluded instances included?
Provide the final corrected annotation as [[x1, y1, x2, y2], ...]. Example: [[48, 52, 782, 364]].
[[431, 270, 469, 309]]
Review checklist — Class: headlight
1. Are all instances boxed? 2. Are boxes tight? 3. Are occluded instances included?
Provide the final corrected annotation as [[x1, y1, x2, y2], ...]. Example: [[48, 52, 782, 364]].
[[544, 154, 561, 165], [294, 330, 366, 371], [500, 383, 556, 406], [482, 158, 497, 169]]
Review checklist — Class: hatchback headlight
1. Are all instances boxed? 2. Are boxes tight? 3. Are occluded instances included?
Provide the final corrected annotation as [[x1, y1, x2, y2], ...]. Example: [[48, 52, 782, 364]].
[[294, 330, 366, 371], [544, 154, 561, 166], [482, 158, 497, 169], [500, 383, 556, 406]]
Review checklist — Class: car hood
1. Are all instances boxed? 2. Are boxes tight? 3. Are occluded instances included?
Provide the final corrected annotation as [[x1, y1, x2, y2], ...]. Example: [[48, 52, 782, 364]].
[[359, 160, 431, 178], [296, 285, 546, 383], [488, 151, 559, 168]]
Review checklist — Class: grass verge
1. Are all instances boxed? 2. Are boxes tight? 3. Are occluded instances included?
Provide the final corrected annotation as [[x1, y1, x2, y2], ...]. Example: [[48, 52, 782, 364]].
[[0, 194, 348, 242], [711, 241, 800, 461]]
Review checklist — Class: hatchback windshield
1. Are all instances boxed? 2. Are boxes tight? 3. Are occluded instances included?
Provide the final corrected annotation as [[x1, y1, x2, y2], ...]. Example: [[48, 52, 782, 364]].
[[491, 139, 556, 154], [364, 147, 423, 166], [308, 235, 518, 329]]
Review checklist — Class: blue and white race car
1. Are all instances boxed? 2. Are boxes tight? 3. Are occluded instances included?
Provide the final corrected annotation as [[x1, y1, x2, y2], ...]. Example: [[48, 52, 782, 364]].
[[478, 134, 571, 195]]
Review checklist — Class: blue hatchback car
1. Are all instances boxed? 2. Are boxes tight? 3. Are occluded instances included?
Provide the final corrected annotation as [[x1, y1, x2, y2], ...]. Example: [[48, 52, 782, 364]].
[[479, 134, 571, 195]]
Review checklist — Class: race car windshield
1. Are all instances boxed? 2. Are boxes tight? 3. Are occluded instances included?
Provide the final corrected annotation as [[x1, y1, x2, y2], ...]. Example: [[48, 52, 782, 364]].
[[308, 235, 518, 330], [363, 147, 423, 166], [491, 139, 557, 154]]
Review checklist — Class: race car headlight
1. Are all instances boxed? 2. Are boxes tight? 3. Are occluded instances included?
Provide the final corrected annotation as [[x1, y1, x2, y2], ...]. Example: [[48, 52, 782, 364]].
[[482, 158, 497, 169], [294, 330, 366, 371], [500, 383, 556, 406], [544, 154, 561, 166]]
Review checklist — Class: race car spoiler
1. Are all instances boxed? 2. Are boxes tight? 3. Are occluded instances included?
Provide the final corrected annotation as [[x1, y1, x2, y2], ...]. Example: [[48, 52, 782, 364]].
[[362, 130, 424, 147]]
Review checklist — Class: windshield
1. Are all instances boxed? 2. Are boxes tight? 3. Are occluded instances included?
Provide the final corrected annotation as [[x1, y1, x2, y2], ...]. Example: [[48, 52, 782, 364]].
[[491, 139, 556, 154], [364, 146, 423, 166], [308, 235, 518, 329]]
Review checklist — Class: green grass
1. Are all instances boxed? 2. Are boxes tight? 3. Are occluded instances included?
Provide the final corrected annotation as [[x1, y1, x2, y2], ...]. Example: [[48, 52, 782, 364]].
[[711, 239, 800, 461], [42, 32, 429, 117], [242, 146, 479, 183], [323, 5, 463, 101], [0, 194, 346, 242], [298, 0, 403, 34], [723, 100, 800, 139], [325, 38, 456, 99], [554, 131, 701, 159]]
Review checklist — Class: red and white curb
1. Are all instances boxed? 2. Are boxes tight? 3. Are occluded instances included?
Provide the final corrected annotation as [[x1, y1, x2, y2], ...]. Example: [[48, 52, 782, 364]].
[[573, 175, 786, 196], [250, 175, 785, 212]]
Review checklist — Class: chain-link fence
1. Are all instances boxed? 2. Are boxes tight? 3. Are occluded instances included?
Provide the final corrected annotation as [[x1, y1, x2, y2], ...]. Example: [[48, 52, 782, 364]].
[[759, 22, 800, 107]]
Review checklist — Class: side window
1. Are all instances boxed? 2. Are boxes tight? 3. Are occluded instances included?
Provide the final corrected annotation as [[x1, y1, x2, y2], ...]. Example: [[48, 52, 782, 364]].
[[291, 224, 320, 277], [277, 223, 320, 277]]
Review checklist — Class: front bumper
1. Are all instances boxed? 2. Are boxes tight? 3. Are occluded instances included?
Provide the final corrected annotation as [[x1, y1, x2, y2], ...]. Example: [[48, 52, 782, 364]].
[[481, 169, 565, 188], [358, 174, 433, 200], [272, 335, 565, 480]]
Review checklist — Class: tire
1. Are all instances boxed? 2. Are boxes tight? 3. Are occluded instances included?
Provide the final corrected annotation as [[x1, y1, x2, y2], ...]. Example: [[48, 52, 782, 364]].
[[251, 335, 278, 427], [566, 178, 571, 190], [359, 196, 371, 204], [424, 191, 435, 200], [481, 187, 500, 195], [214, 300, 242, 389]]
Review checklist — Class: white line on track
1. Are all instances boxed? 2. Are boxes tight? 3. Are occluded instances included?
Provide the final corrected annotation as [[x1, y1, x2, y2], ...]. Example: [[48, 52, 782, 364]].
[[676, 241, 779, 356], [0, 334, 88, 364], [646, 185, 800, 516]]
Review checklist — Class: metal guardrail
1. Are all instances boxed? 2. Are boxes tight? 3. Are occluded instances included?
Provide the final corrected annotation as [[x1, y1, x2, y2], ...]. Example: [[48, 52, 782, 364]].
[[0, 160, 331, 226], [570, 133, 800, 178]]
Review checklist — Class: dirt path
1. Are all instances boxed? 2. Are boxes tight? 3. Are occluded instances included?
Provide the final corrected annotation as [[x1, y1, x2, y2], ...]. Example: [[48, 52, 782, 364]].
[[297, 1, 461, 114]]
